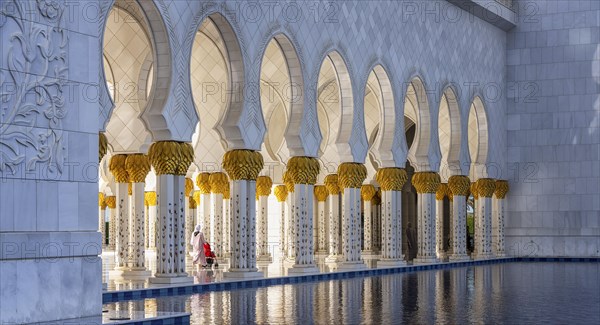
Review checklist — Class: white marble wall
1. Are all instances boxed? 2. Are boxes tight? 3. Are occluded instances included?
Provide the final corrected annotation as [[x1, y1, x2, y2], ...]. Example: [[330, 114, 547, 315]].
[[0, 0, 102, 322], [506, 0, 600, 257]]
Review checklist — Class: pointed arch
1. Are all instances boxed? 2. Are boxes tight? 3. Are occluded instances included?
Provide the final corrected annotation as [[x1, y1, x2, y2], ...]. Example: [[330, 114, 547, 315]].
[[438, 85, 462, 181], [468, 95, 490, 178], [404, 76, 431, 171]]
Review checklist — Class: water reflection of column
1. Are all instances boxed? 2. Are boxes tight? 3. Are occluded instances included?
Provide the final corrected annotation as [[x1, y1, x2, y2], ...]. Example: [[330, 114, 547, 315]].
[[256, 288, 269, 323], [474, 179, 495, 259], [450, 266, 468, 322], [493, 180, 509, 257], [338, 163, 367, 269], [383, 274, 404, 322], [196, 172, 212, 241], [413, 172, 441, 264], [417, 271, 435, 323], [328, 281, 342, 323], [109, 155, 130, 269], [449, 176, 470, 261], [342, 279, 363, 324], [435, 183, 448, 260], [473, 264, 492, 322], [230, 288, 257, 324], [106, 196, 117, 250], [361, 185, 376, 254], [274, 185, 288, 257], [223, 150, 263, 278], [294, 283, 315, 324], [210, 172, 228, 257], [325, 174, 341, 263], [314, 185, 329, 254]]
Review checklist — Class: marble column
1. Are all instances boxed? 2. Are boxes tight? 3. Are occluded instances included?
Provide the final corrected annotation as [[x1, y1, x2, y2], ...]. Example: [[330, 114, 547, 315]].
[[274, 185, 289, 257], [106, 196, 117, 250], [145, 192, 158, 250], [223, 187, 231, 257], [196, 172, 212, 241], [222, 149, 264, 278], [493, 180, 509, 257], [314, 185, 329, 255], [210, 172, 229, 257], [256, 176, 273, 262], [473, 178, 496, 260], [99, 193, 106, 247], [184, 178, 194, 256], [144, 197, 149, 249], [435, 183, 448, 260], [371, 191, 381, 254], [148, 141, 194, 284], [448, 175, 470, 261], [360, 184, 376, 255], [376, 168, 408, 268], [283, 171, 295, 263], [124, 154, 151, 277], [325, 174, 341, 263], [286, 157, 320, 273], [338, 163, 367, 270], [109, 155, 130, 270], [412, 172, 441, 264]]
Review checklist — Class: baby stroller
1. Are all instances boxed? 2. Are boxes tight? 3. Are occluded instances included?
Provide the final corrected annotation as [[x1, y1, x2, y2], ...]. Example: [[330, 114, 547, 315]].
[[203, 242, 219, 268]]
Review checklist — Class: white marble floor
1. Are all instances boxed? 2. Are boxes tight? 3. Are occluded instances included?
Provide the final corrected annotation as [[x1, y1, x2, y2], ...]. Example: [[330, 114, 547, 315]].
[[102, 250, 380, 292]]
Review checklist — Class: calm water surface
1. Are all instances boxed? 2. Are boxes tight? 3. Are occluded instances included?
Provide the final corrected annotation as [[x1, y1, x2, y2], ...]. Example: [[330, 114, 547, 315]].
[[105, 262, 600, 324]]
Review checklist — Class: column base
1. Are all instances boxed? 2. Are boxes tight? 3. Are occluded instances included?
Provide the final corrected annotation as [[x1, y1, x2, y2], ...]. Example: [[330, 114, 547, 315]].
[[325, 255, 341, 263], [437, 252, 447, 260], [109, 268, 152, 280], [377, 259, 407, 268], [223, 269, 264, 279], [149, 275, 193, 284], [337, 261, 367, 270], [287, 264, 319, 274], [449, 254, 471, 261], [472, 253, 494, 260], [257, 255, 273, 263], [413, 256, 440, 264]]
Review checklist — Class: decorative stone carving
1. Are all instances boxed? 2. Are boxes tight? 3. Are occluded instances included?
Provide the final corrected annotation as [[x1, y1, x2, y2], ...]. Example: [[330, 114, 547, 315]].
[[376, 168, 408, 191], [0, 0, 68, 175]]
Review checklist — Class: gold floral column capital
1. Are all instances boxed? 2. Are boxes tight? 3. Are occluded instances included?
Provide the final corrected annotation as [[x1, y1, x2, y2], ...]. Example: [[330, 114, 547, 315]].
[[98, 193, 106, 209], [274, 185, 288, 202], [148, 141, 180, 175], [196, 172, 212, 194], [494, 180, 510, 199], [256, 176, 273, 197], [283, 171, 294, 193], [109, 154, 129, 183], [337, 163, 367, 189], [185, 178, 194, 197], [470, 182, 479, 199], [222, 149, 264, 181], [324, 174, 340, 195], [436, 183, 448, 201], [314, 185, 329, 202], [448, 175, 471, 197], [177, 142, 194, 176], [105, 196, 116, 209], [145, 191, 157, 206], [286, 156, 320, 185], [361, 184, 376, 201], [125, 154, 151, 183], [209, 172, 229, 195], [193, 191, 201, 206], [99, 133, 108, 163], [412, 172, 441, 194], [189, 196, 198, 209], [376, 168, 408, 191], [223, 186, 231, 200], [476, 178, 496, 198]]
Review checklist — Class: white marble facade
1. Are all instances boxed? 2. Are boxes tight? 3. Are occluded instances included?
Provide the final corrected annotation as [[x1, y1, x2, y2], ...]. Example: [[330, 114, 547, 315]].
[[1, 0, 598, 323]]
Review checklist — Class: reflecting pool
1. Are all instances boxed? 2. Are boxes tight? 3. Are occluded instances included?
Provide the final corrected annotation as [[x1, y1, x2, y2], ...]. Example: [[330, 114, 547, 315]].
[[104, 262, 600, 324]]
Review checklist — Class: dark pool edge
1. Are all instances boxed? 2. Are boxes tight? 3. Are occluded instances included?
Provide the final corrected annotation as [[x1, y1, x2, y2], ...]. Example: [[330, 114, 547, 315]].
[[102, 256, 599, 303]]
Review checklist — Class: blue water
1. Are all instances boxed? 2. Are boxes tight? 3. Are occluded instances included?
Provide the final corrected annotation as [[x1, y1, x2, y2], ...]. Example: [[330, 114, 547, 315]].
[[105, 262, 600, 324]]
